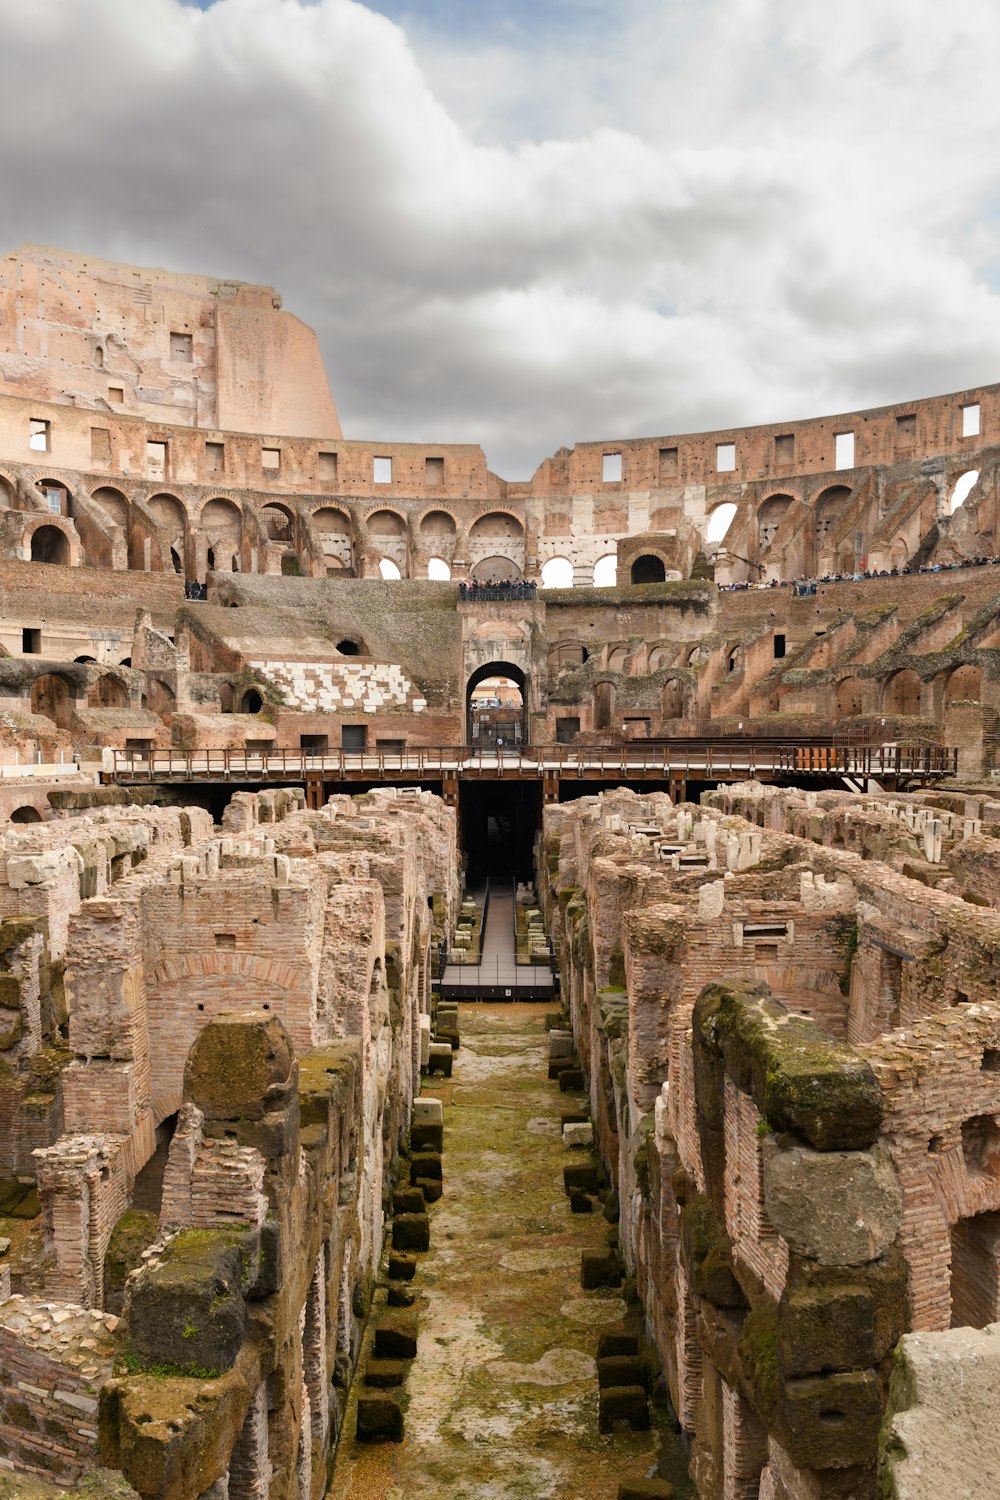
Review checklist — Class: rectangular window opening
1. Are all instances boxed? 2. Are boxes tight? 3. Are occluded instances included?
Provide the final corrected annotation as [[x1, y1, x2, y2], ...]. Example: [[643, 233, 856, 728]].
[[602, 452, 623, 483], [835, 431, 855, 470], [107, 386, 124, 405], [716, 442, 736, 473], [895, 414, 916, 446], [373, 456, 392, 484], [341, 725, 367, 751], [28, 418, 50, 452], [205, 441, 225, 474], [318, 450, 338, 481], [300, 733, 329, 752], [214, 933, 236, 950], [773, 633, 786, 659], [261, 447, 280, 472], [44, 487, 64, 515], [774, 434, 794, 465], [146, 440, 167, 479], [963, 403, 981, 437], [169, 331, 193, 361], [21, 628, 40, 654], [425, 456, 444, 487]]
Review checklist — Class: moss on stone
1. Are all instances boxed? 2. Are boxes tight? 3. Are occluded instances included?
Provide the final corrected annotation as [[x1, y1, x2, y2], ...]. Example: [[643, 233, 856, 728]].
[[679, 1194, 745, 1308]]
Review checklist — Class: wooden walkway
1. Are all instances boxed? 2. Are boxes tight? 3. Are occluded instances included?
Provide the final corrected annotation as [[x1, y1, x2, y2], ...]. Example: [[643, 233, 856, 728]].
[[441, 888, 556, 1001]]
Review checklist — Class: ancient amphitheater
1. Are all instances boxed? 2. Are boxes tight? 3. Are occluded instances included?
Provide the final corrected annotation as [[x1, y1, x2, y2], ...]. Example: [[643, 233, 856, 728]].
[[0, 243, 998, 1500]]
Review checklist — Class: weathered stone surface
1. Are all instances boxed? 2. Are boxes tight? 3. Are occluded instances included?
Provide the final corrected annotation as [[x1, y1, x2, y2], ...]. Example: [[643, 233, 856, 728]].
[[393, 1212, 430, 1252], [598, 1354, 650, 1390], [183, 1011, 294, 1123], [388, 1250, 418, 1280], [879, 1322, 1000, 1499], [563, 1121, 594, 1148], [364, 1358, 407, 1388], [581, 1248, 622, 1289], [762, 1138, 902, 1265], [373, 1311, 418, 1360], [388, 1281, 416, 1307], [599, 1385, 650, 1434], [563, 1161, 599, 1194], [126, 1228, 252, 1376], [410, 1151, 442, 1184], [618, 1482, 674, 1500]]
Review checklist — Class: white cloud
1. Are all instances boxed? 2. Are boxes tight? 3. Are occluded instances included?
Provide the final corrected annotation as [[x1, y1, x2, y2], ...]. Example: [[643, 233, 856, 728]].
[[1, 0, 999, 475]]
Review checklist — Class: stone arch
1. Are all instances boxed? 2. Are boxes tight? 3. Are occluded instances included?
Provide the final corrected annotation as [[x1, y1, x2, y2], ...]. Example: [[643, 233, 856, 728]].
[[662, 677, 683, 719], [648, 645, 673, 671], [706, 503, 738, 545], [607, 646, 629, 671], [465, 659, 527, 744], [30, 671, 75, 728], [144, 678, 176, 717], [240, 687, 265, 713], [593, 680, 616, 731], [890, 535, 909, 569], [836, 676, 864, 718], [90, 486, 129, 530], [30, 524, 71, 565], [593, 554, 617, 587], [470, 555, 524, 583], [945, 664, 982, 703], [815, 485, 852, 553], [0, 472, 13, 510], [757, 493, 793, 551], [427, 557, 451, 580], [378, 558, 402, 580], [468, 511, 524, 575], [366, 508, 407, 538], [630, 554, 666, 584], [36, 478, 70, 517], [541, 557, 573, 589], [260, 502, 294, 542], [149, 493, 188, 541], [882, 669, 923, 717], [419, 508, 457, 542], [311, 506, 352, 572], [469, 511, 524, 540], [9, 805, 41, 824], [86, 673, 128, 709]]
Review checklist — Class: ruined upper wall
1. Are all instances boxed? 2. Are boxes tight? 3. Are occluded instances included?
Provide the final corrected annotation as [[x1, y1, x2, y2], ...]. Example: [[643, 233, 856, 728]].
[[0, 245, 341, 440]]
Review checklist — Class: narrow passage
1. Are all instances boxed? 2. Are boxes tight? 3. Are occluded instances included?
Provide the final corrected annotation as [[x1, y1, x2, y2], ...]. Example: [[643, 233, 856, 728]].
[[329, 1002, 691, 1500]]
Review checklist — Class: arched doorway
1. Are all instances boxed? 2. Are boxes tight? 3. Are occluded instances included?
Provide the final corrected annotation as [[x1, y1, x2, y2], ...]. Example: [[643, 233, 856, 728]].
[[630, 554, 666, 584], [470, 555, 524, 584], [466, 661, 526, 747], [30, 672, 75, 728], [30, 525, 70, 565], [10, 805, 41, 824]]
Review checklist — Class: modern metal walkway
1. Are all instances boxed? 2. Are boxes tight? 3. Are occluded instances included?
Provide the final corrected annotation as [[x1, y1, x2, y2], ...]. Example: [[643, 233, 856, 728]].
[[441, 887, 556, 1001]]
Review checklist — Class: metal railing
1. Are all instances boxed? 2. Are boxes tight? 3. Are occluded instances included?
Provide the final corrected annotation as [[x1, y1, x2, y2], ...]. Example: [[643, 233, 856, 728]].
[[106, 741, 958, 782]]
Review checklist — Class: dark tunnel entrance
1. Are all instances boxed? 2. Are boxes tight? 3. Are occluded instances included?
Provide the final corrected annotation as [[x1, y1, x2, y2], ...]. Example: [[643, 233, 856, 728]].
[[461, 781, 540, 886]]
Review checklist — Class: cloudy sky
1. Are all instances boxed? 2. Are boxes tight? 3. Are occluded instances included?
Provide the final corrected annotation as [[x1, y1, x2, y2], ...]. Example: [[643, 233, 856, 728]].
[[2, 0, 1000, 477]]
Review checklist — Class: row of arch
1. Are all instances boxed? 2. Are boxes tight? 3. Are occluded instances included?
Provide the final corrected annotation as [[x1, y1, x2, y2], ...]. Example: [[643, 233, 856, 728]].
[[836, 663, 984, 718]]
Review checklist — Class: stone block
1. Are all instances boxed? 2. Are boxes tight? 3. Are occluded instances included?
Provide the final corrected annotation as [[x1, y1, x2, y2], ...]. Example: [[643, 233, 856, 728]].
[[394, 1212, 430, 1252], [388, 1281, 416, 1307], [762, 1139, 902, 1266], [599, 1385, 649, 1434], [549, 1032, 575, 1058], [416, 1176, 442, 1203], [618, 1483, 674, 1500], [581, 1248, 622, 1289], [563, 1121, 594, 1148], [419, 1013, 431, 1067], [427, 1042, 453, 1077], [364, 1358, 407, 1388], [356, 1395, 404, 1443], [388, 1251, 417, 1281], [564, 1161, 599, 1195], [374, 1311, 418, 1360], [410, 1151, 442, 1183], [411, 1120, 444, 1152], [183, 1011, 294, 1123], [393, 1186, 425, 1214], [598, 1355, 650, 1391], [559, 1068, 585, 1092], [412, 1097, 443, 1125], [570, 1190, 594, 1213], [596, 1331, 638, 1359], [548, 1057, 575, 1079]]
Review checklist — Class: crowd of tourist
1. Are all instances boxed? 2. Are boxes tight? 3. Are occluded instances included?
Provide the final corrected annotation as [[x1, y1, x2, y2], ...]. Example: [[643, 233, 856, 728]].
[[718, 555, 1000, 598], [458, 580, 538, 601], [184, 579, 209, 600]]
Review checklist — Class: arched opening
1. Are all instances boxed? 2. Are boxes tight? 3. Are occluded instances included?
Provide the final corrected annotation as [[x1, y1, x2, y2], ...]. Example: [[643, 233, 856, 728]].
[[87, 674, 128, 709], [757, 494, 793, 552], [706, 503, 738, 545], [336, 639, 363, 656], [594, 681, 616, 731], [145, 678, 176, 718], [593, 554, 617, 587], [889, 536, 909, 570], [469, 555, 524, 584], [950, 1208, 1000, 1329], [312, 506, 352, 571], [30, 525, 69, 565], [836, 677, 864, 718], [206, 547, 216, 572], [427, 557, 451, 580], [260, 503, 294, 542], [466, 661, 526, 747], [30, 672, 74, 728], [815, 486, 852, 556], [240, 688, 264, 714], [630, 554, 666, 585], [74, 656, 97, 664], [469, 512, 523, 542], [950, 470, 980, 515], [378, 557, 402, 580], [883, 669, 923, 717], [170, 547, 183, 574], [607, 646, 629, 671], [662, 678, 683, 719], [419, 510, 457, 545], [91, 486, 129, 530], [200, 498, 242, 573], [9, 805, 41, 824], [541, 557, 573, 589], [946, 664, 982, 703]]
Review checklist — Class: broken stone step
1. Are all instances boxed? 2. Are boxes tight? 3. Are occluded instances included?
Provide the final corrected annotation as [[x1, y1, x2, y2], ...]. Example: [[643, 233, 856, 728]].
[[597, 1354, 651, 1391], [393, 1213, 430, 1252], [373, 1311, 418, 1360], [356, 1394, 404, 1442], [388, 1251, 417, 1281], [618, 1482, 674, 1500], [559, 1068, 585, 1092], [581, 1248, 623, 1289], [410, 1151, 443, 1184], [415, 1176, 442, 1203], [596, 1331, 638, 1359], [598, 1385, 650, 1434], [411, 1121, 444, 1152], [387, 1282, 416, 1308], [563, 1162, 599, 1195], [393, 1187, 425, 1215], [364, 1358, 407, 1388]]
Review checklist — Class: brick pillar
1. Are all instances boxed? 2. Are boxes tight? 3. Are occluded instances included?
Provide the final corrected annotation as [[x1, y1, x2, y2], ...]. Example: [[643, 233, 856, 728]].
[[229, 1381, 270, 1500]]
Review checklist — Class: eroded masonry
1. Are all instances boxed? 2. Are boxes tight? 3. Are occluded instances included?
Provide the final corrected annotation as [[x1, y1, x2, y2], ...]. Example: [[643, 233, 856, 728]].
[[2, 243, 1000, 1500]]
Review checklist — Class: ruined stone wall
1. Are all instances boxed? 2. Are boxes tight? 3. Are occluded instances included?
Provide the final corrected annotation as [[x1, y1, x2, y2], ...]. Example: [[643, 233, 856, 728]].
[[543, 786, 1000, 1499]]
